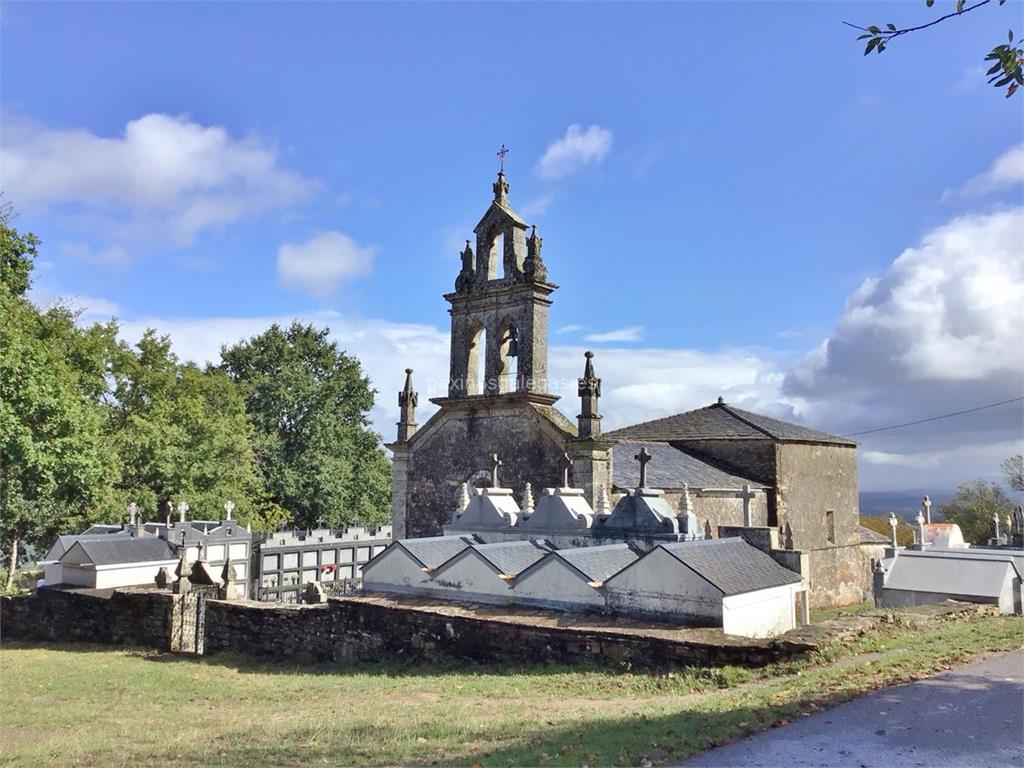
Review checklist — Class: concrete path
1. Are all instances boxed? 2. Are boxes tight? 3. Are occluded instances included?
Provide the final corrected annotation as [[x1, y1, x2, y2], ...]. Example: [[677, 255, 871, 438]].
[[682, 649, 1024, 768]]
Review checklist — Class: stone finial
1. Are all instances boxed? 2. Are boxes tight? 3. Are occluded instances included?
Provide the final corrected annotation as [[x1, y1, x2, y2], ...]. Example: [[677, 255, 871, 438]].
[[704, 519, 714, 540], [634, 447, 652, 489], [576, 351, 602, 439], [915, 510, 926, 546], [490, 453, 503, 488], [154, 567, 169, 589], [992, 513, 1001, 540], [176, 501, 189, 523], [595, 485, 611, 516], [455, 240, 475, 293], [679, 482, 693, 517], [223, 500, 235, 521], [456, 482, 471, 513], [397, 368, 419, 442], [126, 501, 139, 527], [888, 511, 899, 547], [493, 170, 510, 206], [717, 396, 725, 405], [173, 544, 192, 594], [523, 482, 535, 515], [921, 495, 932, 524], [524, 225, 548, 282], [220, 551, 237, 599]]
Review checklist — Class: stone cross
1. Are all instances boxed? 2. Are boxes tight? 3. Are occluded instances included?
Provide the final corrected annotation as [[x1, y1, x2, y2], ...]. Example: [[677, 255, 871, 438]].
[[559, 452, 572, 488], [634, 447, 652, 489], [126, 501, 139, 527], [176, 501, 189, 523], [888, 512, 899, 547], [921, 495, 932, 524], [992, 513, 1001, 540], [223, 500, 235, 521], [490, 453, 503, 488], [497, 144, 508, 172], [739, 483, 755, 527]]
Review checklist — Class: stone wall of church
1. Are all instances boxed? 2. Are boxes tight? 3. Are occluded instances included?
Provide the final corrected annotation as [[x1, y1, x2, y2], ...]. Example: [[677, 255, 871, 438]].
[[776, 444, 859, 551], [403, 401, 571, 538], [806, 543, 873, 608]]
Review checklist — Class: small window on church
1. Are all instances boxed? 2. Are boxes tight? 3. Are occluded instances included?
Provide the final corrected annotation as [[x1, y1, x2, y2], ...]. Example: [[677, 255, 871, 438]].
[[825, 510, 836, 545]]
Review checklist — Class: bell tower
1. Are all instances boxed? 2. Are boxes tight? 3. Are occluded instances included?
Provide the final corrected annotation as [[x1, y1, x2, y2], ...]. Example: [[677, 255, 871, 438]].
[[444, 170, 555, 399]]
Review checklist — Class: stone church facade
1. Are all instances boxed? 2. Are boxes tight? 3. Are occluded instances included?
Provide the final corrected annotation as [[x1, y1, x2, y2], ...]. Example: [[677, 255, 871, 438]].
[[388, 171, 868, 608]]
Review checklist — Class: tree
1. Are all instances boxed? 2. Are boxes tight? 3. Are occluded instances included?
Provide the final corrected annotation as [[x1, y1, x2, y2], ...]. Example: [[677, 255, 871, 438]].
[[1, 219, 118, 588], [1001, 454, 1023, 494], [860, 514, 915, 546], [849, 0, 1023, 98], [221, 322, 392, 529], [108, 331, 271, 528], [938, 478, 1015, 544]]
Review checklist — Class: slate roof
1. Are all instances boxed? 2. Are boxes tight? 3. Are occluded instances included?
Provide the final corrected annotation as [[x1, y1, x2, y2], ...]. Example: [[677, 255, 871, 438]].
[[400, 535, 476, 569], [61, 538, 177, 566], [607, 401, 855, 446], [612, 442, 766, 490], [556, 544, 639, 583], [884, 551, 1020, 597], [659, 538, 802, 596], [858, 525, 890, 544], [471, 540, 552, 576], [44, 532, 133, 562]]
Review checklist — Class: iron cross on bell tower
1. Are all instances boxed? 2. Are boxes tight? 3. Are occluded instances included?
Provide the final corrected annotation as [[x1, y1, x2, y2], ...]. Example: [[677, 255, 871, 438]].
[[496, 144, 509, 172]]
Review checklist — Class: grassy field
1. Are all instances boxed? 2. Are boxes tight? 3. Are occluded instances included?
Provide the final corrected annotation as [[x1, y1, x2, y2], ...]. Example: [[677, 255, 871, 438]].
[[1, 613, 1021, 767]]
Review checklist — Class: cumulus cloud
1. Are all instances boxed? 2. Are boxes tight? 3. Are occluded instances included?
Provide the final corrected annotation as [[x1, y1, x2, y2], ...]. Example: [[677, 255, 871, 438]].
[[583, 326, 644, 343], [785, 206, 1024, 488], [276, 231, 375, 298], [0, 112, 318, 246], [536, 124, 612, 181], [959, 144, 1024, 197]]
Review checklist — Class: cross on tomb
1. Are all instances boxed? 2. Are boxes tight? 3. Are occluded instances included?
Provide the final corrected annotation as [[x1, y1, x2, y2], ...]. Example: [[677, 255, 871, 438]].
[[634, 447, 652, 489], [921, 495, 932, 524], [490, 453, 503, 488], [176, 501, 189, 523], [126, 501, 139, 526], [888, 512, 899, 547], [223, 499, 235, 521], [559, 452, 573, 488], [738, 483, 756, 527], [497, 144, 509, 172]]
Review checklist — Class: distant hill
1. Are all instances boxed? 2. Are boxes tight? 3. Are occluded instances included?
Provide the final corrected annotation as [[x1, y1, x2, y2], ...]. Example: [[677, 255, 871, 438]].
[[859, 490, 956, 521]]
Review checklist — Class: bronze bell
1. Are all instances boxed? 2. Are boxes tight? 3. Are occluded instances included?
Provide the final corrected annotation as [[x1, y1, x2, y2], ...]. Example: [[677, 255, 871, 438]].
[[505, 328, 519, 357]]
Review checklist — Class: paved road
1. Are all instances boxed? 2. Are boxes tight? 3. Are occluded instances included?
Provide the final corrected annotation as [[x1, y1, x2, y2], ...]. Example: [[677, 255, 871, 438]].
[[683, 649, 1024, 768]]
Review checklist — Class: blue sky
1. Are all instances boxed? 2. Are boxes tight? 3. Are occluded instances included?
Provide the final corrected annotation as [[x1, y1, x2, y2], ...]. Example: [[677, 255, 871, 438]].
[[2, 1, 1022, 491]]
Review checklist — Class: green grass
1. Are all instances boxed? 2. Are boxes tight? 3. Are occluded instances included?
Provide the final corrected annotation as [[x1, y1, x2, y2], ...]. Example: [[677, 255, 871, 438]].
[[1, 614, 1021, 767]]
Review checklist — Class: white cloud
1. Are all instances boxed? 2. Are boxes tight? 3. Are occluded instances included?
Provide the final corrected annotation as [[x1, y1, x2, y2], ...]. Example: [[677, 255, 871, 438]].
[[959, 143, 1024, 197], [0, 112, 318, 246], [785, 206, 1024, 487], [520, 193, 554, 218], [583, 326, 644, 343], [536, 124, 613, 181], [31, 289, 122, 320], [58, 241, 134, 266], [276, 231, 375, 298], [556, 324, 585, 334]]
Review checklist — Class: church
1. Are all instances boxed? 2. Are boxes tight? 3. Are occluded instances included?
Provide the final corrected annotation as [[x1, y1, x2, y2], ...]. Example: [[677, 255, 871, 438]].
[[387, 170, 872, 608]]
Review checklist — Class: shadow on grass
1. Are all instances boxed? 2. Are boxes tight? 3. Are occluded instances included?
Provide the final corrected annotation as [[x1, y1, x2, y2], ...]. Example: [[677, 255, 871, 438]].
[[0, 638, 759, 689], [438, 664, 1024, 767]]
